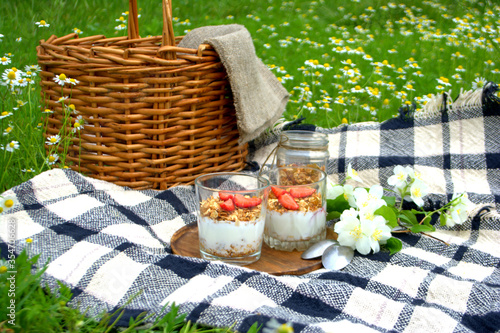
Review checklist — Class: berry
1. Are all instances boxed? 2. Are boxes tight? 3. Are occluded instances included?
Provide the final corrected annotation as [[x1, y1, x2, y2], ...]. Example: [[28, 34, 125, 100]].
[[278, 192, 299, 210], [219, 192, 234, 201], [271, 186, 287, 197], [289, 187, 316, 198], [220, 198, 235, 211], [233, 194, 262, 208]]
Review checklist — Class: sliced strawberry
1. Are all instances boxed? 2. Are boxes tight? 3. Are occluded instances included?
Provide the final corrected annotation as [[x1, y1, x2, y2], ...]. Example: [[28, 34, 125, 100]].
[[233, 194, 262, 208], [278, 192, 299, 210], [289, 187, 316, 198], [219, 192, 234, 201], [220, 198, 235, 211], [271, 186, 287, 197]]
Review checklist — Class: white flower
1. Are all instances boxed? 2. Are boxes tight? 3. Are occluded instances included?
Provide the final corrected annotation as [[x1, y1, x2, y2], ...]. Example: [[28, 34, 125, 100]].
[[347, 162, 362, 182], [388, 165, 412, 189], [46, 134, 61, 145], [443, 193, 474, 227], [405, 179, 428, 207], [341, 207, 359, 219], [66, 77, 79, 85], [47, 153, 59, 165], [53, 73, 67, 86], [327, 183, 344, 200], [262, 318, 293, 333], [73, 115, 85, 132], [2, 68, 22, 85], [353, 185, 386, 212], [5, 140, 19, 152], [335, 215, 370, 254], [472, 77, 487, 90], [35, 20, 50, 27], [0, 111, 12, 119], [360, 214, 392, 253], [0, 56, 10, 65]]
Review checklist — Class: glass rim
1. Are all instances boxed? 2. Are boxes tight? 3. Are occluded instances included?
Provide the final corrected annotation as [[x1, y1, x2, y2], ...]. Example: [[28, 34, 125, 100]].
[[263, 166, 327, 186], [280, 130, 329, 147], [194, 172, 270, 192]]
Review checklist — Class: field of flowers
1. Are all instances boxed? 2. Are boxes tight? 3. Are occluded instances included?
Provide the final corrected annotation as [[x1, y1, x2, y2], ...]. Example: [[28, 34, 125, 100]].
[[0, 0, 498, 329]]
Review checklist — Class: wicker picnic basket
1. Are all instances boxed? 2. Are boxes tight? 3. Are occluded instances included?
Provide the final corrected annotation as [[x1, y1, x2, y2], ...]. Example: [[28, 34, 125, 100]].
[[36, 0, 248, 190]]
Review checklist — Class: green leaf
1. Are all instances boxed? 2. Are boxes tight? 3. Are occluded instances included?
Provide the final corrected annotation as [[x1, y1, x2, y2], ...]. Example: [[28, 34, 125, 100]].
[[399, 210, 418, 226], [327, 211, 341, 220], [374, 205, 398, 228], [410, 224, 436, 233], [439, 213, 447, 226], [326, 196, 351, 215], [386, 237, 403, 255], [382, 195, 396, 207]]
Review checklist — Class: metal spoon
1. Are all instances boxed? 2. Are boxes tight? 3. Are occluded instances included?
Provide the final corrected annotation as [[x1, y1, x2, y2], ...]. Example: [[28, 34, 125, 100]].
[[321, 244, 354, 270], [301, 239, 339, 259]]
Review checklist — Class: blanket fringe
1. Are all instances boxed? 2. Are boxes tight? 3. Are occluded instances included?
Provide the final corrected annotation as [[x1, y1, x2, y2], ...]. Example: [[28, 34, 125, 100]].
[[415, 81, 498, 118]]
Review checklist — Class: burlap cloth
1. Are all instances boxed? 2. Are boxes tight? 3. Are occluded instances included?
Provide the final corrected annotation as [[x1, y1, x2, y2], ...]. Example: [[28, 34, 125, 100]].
[[178, 24, 289, 144]]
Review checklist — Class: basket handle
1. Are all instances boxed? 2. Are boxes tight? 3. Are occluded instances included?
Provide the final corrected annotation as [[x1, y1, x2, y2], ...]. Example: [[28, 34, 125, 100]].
[[128, 0, 176, 48]]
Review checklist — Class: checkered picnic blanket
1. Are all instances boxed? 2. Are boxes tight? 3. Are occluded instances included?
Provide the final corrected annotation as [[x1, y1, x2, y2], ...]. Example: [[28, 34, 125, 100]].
[[1, 82, 499, 332]]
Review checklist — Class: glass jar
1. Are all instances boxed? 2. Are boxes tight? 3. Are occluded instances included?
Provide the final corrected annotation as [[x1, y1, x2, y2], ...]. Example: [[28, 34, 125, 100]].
[[276, 130, 329, 172], [264, 166, 327, 251]]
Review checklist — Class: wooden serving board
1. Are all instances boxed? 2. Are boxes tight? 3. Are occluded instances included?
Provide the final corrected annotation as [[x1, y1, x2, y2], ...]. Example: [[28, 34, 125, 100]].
[[171, 223, 337, 276]]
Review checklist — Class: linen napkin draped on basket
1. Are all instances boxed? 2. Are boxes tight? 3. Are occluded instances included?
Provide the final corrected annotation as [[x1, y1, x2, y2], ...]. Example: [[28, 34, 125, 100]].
[[1, 82, 499, 332], [178, 24, 290, 145]]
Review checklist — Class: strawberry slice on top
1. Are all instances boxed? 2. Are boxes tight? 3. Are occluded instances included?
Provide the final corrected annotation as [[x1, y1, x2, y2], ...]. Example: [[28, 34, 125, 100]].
[[233, 194, 262, 208], [289, 186, 316, 198], [271, 186, 287, 197], [220, 198, 235, 211], [278, 192, 299, 210], [219, 192, 234, 201]]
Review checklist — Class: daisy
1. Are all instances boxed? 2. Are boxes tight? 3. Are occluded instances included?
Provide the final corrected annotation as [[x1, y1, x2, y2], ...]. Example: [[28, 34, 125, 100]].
[[436, 76, 451, 86], [350, 85, 364, 93], [56, 96, 69, 103], [5, 140, 19, 152], [73, 116, 85, 132], [53, 73, 67, 86], [47, 153, 59, 165], [3, 125, 13, 136], [25, 64, 41, 72], [0, 56, 10, 65], [46, 134, 61, 145], [2, 68, 22, 85], [66, 77, 79, 85], [115, 24, 126, 31], [472, 77, 487, 90], [0, 196, 17, 213], [35, 20, 50, 27], [0, 111, 12, 119]]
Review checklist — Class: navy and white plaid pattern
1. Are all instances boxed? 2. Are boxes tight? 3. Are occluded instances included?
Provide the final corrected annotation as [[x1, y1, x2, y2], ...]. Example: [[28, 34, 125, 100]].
[[1, 83, 499, 332]]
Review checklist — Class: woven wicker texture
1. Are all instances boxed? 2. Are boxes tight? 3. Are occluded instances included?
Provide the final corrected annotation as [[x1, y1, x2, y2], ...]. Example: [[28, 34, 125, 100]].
[[36, 0, 248, 190]]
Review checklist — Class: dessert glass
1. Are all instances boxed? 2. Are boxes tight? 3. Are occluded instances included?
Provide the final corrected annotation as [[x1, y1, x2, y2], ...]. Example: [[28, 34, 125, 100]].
[[264, 166, 327, 251], [195, 172, 269, 265]]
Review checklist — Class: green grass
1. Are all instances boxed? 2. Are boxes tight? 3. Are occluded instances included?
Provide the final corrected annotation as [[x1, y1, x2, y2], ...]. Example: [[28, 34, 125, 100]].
[[0, 0, 499, 331]]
